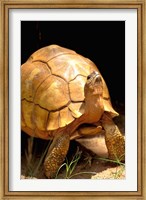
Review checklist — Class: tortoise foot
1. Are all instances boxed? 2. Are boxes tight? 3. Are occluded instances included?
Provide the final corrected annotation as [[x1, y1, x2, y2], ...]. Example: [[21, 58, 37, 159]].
[[102, 113, 125, 162], [44, 132, 70, 178], [106, 134, 125, 161]]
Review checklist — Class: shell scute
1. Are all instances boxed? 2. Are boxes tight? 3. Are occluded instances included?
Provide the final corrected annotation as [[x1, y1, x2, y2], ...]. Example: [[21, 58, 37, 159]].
[[22, 100, 35, 130], [48, 54, 90, 82], [47, 111, 60, 130], [34, 75, 70, 111], [59, 107, 74, 127], [69, 75, 87, 102], [68, 102, 84, 118], [29, 44, 76, 63], [33, 105, 49, 131], [21, 61, 51, 101]]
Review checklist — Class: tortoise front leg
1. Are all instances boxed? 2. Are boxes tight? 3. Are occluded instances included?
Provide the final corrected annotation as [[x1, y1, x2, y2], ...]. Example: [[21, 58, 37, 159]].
[[101, 113, 125, 161], [44, 132, 70, 178]]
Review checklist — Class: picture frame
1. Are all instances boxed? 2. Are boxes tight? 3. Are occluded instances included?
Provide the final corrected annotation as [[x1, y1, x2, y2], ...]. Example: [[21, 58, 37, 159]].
[[0, 0, 145, 199]]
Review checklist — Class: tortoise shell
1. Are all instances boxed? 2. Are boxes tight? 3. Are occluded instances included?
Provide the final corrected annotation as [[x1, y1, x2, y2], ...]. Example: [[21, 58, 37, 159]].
[[21, 45, 118, 139]]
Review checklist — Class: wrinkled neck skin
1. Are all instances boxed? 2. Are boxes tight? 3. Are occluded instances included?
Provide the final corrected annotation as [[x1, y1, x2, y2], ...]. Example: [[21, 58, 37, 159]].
[[84, 94, 104, 123], [63, 94, 104, 138]]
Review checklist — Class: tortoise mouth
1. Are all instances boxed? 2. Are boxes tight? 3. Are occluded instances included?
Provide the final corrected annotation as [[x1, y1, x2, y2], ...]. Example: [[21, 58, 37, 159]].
[[85, 71, 103, 95], [94, 74, 102, 85]]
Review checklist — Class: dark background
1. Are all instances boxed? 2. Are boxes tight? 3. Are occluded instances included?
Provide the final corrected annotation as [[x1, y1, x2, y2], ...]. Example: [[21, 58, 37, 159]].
[[21, 21, 125, 106]]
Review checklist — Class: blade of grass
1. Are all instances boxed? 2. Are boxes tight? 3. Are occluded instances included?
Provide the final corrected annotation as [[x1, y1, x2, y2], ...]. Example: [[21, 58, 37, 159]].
[[32, 141, 51, 177], [55, 163, 67, 179], [97, 157, 125, 166], [68, 154, 81, 176], [55, 147, 82, 179]]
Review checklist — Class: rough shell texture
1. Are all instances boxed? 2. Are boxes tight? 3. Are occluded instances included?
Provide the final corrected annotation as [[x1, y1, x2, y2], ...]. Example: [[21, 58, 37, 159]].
[[21, 45, 118, 139]]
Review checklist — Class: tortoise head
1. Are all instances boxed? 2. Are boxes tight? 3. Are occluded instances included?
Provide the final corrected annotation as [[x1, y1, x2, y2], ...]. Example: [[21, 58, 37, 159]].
[[84, 71, 103, 98], [84, 71, 104, 123]]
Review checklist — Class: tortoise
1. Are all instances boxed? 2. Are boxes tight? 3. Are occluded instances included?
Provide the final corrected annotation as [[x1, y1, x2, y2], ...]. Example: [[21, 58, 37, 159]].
[[21, 44, 125, 178]]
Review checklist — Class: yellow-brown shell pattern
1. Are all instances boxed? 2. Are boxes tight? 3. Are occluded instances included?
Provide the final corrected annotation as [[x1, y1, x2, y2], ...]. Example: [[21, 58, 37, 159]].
[[21, 45, 118, 139]]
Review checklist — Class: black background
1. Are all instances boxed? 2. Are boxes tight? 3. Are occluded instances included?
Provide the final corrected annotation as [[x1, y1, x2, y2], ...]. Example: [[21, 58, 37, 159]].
[[21, 21, 125, 106]]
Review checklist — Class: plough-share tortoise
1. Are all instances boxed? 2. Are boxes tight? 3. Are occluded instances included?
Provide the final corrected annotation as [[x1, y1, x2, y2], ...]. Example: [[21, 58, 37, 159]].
[[21, 44, 125, 178]]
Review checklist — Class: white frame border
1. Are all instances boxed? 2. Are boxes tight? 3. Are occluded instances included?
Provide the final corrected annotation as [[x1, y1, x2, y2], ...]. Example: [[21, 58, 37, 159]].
[[9, 9, 137, 192]]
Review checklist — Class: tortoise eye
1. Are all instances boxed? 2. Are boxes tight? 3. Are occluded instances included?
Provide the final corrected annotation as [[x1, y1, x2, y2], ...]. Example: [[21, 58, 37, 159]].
[[87, 75, 91, 80]]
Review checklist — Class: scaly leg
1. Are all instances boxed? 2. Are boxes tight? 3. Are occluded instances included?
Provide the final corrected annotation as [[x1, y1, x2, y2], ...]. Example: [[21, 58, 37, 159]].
[[102, 113, 125, 161], [44, 132, 70, 178]]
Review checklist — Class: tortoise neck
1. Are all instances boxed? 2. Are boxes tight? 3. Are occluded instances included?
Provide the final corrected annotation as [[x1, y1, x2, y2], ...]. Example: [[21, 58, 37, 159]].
[[84, 95, 104, 123]]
